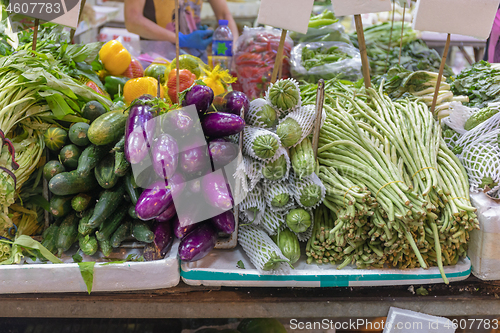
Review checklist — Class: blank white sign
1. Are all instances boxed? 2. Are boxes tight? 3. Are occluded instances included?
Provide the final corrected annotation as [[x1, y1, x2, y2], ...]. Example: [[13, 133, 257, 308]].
[[257, 0, 314, 34], [413, 0, 500, 40], [331, 0, 392, 16]]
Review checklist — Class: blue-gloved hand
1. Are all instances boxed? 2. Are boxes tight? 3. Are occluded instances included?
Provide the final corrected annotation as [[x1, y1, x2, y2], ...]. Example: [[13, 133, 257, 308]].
[[179, 30, 213, 49]]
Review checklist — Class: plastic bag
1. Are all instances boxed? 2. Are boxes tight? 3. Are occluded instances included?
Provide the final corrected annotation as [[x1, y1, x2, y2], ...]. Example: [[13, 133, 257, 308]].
[[289, 22, 352, 45], [290, 42, 362, 83], [233, 27, 294, 100]]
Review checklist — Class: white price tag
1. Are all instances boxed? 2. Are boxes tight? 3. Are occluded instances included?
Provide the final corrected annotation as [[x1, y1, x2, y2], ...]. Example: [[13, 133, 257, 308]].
[[331, 0, 392, 16], [395, 0, 411, 7], [257, 0, 314, 34], [413, 0, 500, 40]]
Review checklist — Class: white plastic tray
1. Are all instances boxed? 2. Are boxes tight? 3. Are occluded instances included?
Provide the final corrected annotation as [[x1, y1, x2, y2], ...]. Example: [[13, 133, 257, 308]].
[[0, 240, 181, 294], [181, 245, 471, 287]]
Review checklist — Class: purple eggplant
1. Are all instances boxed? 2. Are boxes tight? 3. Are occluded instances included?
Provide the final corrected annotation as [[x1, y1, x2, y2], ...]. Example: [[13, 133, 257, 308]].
[[168, 172, 186, 200], [152, 133, 178, 179], [179, 141, 211, 178], [178, 223, 218, 262], [201, 112, 245, 139], [210, 210, 235, 234], [135, 179, 172, 220], [182, 85, 214, 116], [153, 221, 174, 256], [155, 202, 176, 222], [160, 108, 197, 139], [187, 178, 201, 194], [201, 171, 233, 210], [213, 91, 250, 116], [125, 95, 156, 164], [209, 138, 239, 170], [173, 215, 200, 239]]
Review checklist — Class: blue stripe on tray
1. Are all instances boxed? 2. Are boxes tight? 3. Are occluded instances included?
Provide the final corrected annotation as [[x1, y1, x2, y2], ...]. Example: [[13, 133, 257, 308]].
[[180, 265, 471, 287]]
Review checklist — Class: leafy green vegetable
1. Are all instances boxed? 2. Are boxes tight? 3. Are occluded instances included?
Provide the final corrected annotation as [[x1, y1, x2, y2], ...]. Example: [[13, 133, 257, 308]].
[[452, 61, 500, 108], [72, 253, 83, 263], [236, 260, 245, 269], [78, 261, 95, 294], [0, 235, 62, 265]]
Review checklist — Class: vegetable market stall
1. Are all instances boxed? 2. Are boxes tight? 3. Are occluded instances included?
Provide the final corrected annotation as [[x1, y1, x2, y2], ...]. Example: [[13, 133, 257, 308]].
[[0, 278, 500, 319]]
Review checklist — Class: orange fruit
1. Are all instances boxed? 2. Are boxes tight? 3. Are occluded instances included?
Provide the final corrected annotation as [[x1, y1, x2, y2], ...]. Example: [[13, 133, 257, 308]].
[[123, 77, 164, 104]]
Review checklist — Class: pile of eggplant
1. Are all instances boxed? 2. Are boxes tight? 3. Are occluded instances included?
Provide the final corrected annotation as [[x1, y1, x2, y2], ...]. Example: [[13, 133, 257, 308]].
[[126, 87, 249, 261]]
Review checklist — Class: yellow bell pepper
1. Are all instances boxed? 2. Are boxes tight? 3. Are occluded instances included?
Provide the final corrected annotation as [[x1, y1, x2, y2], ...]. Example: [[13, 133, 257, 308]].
[[99, 40, 132, 76]]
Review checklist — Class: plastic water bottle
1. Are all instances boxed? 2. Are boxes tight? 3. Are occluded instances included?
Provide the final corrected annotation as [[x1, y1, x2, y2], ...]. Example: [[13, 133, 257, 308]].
[[212, 20, 233, 70]]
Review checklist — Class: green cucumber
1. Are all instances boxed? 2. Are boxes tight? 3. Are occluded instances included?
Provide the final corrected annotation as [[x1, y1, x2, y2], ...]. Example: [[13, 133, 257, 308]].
[[82, 101, 106, 123], [88, 110, 128, 146], [110, 221, 132, 248], [49, 195, 73, 218], [290, 137, 315, 178], [277, 118, 302, 148], [252, 135, 279, 159], [87, 183, 126, 228], [68, 122, 90, 146], [132, 221, 154, 243], [112, 135, 125, 152], [114, 151, 130, 177], [95, 209, 127, 241], [99, 239, 113, 257], [43, 160, 65, 181], [128, 205, 138, 219], [95, 155, 119, 189], [78, 208, 95, 236], [78, 234, 98, 256], [49, 170, 99, 196], [71, 194, 92, 212], [77, 144, 110, 177], [59, 144, 82, 169], [55, 213, 79, 256], [41, 224, 59, 254], [124, 172, 140, 204]]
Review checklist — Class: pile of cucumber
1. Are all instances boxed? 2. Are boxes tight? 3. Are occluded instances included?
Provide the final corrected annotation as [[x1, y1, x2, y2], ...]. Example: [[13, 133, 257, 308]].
[[42, 100, 154, 258]]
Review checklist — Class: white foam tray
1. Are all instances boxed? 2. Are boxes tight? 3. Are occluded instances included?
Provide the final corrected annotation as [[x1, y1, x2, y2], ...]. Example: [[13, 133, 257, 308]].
[[0, 240, 181, 294], [181, 245, 471, 287]]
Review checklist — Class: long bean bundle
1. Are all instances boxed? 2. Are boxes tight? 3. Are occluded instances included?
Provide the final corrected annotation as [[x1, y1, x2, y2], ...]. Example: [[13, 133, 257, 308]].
[[303, 80, 478, 283]]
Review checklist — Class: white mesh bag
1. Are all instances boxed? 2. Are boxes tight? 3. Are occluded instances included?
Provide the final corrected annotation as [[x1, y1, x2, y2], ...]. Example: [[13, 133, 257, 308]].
[[238, 224, 292, 274], [235, 155, 262, 194], [277, 105, 325, 148], [265, 78, 301, 115], [239, 182, 266, 225], [296, 208, 314, 242], [245, 98, 279, 129], [454, 112, 500, 153], [243, 126, 282, 161], [263, 180, 295, 212], [290, 172, 326, 209], [260, 209, 285, 236], [261, 147, 291, 183], [460, 130, 500, 195], [442, 102, 475, 135]]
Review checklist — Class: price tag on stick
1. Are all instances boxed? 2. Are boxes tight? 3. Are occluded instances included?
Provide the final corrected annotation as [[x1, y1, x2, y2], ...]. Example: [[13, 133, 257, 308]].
[[257, 0, 314, 83], [331, 0, 391, 16], [413, 0, 500, 114]]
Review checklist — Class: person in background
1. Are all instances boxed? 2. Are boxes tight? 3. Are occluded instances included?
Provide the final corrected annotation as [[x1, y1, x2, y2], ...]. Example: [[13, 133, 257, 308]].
[[485, 4, 500, 63], [124, 0, 239, 61]]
